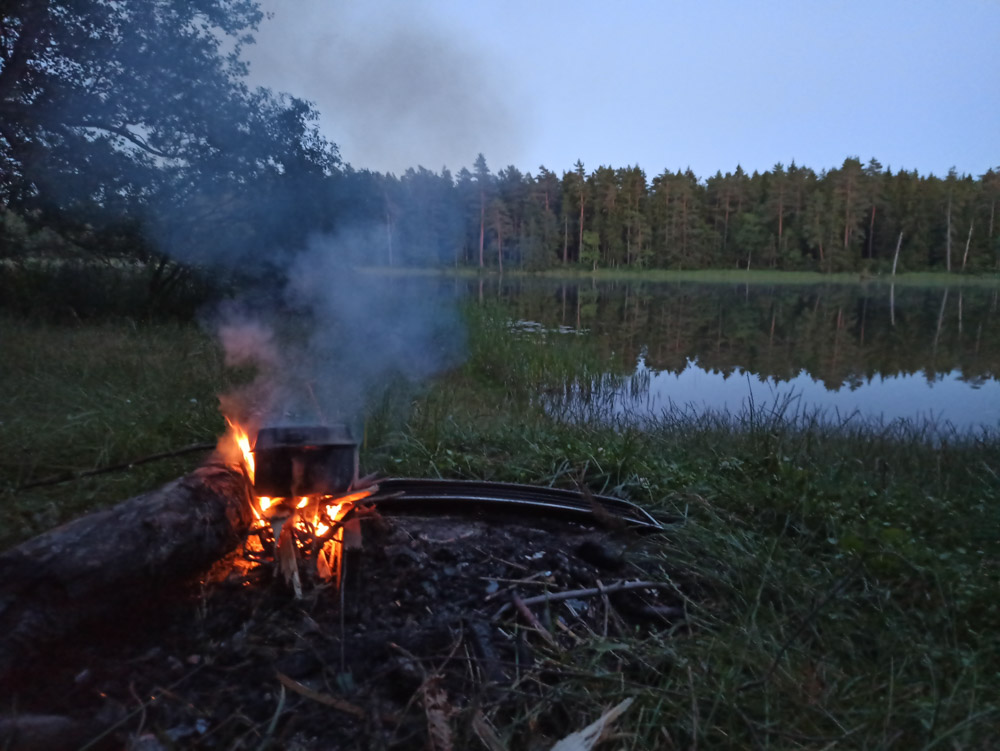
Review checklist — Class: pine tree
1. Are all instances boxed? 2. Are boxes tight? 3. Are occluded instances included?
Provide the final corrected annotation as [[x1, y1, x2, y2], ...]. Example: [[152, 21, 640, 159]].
[[473, 153, 492, 268]]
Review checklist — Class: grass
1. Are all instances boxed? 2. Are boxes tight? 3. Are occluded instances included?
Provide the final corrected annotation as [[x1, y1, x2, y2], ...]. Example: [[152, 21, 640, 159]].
[[360, 264, 1000, 288], [365, 307, 1000, 748], [0, 317, 230, 547], [2, 306, 999, 748]]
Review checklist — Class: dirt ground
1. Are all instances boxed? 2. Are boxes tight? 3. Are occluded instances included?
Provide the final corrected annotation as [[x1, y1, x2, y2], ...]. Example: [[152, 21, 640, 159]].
[[3, 507, 685, 750]]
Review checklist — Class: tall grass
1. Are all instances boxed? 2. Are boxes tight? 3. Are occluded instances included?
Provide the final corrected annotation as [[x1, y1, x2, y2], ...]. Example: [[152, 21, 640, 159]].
[[361, 304, 1000, 748], [0, 317, 229, 547]]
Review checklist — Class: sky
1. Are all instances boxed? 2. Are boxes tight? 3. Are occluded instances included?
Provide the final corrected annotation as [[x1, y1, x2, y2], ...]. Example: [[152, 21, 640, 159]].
[[245, 0, 1000, 180]]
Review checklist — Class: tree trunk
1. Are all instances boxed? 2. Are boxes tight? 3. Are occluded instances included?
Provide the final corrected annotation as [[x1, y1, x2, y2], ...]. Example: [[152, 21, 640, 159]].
[[946, 195, 952, 272], [891, 231, 903, 276], [777, 196, 784, 257], [563, 214, 568, 264], [722, 194, 730, 251], [843, 184, 851, 251], [0, 461, 252, 680], [867, 204, 876, 259], [479, 191, 485, 268], [961, 221, 974, 271], [496, 210, 503, 274], [681, 194, 688, 263]]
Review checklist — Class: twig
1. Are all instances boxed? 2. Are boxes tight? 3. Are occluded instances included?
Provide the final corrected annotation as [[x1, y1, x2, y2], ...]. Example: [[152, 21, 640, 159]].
[[482, 572, 553, 602], [493, 580, 676, 619], [18, 442, 216, 490], [510, 592, 558, 647], [275, 672, 366, 719]]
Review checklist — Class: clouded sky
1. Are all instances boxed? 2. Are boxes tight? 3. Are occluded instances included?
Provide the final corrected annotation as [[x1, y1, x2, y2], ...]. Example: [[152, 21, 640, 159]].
[[246, 0, 999, 179]]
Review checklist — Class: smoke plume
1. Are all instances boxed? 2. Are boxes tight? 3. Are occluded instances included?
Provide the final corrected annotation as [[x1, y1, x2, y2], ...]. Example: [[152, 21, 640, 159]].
[[212, 228, 466, 434], [244, 0, 526, 173]]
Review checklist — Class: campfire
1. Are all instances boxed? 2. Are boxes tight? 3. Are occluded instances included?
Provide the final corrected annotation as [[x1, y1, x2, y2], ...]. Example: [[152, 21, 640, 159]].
[[0, 418, 679, 749], [225, 421, 377, 596]]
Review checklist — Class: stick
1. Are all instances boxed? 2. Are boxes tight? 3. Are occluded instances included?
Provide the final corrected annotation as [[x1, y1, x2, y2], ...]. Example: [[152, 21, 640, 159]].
[[17, 442, 216, 490], [276, 672, 366, 719], [510, 592, 558, 647], [493, 580, 677, 619]]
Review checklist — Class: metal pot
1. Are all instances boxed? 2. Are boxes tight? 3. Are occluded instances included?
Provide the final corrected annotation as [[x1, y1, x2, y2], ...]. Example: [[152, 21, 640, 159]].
[[252, 425, 358, 497]]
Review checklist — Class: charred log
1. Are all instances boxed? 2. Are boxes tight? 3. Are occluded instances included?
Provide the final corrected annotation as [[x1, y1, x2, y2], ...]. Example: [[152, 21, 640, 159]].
[[0, 460, 252, 683]]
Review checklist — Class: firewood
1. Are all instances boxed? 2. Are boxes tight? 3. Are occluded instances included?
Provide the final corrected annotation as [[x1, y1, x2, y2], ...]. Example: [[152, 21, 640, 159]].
[[0, 460, 253, 682], [0, 714, 106, 751]]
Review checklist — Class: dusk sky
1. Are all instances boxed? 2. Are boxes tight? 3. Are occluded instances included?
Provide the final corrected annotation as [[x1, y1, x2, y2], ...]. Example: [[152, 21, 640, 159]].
[[247, 0, 999, 179]]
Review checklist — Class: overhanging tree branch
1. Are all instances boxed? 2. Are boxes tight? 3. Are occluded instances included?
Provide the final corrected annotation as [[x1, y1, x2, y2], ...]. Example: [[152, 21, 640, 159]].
[[62, 119, 182, 161]]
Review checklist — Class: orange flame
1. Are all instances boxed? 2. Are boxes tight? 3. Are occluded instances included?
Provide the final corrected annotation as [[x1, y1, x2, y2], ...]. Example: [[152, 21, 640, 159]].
[[225, 418, 255, 484], [328, 488, 375, 505], [222, 418, 375, 588]]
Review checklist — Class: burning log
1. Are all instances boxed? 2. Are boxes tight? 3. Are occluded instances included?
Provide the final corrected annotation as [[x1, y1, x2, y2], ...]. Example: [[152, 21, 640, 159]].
[[0, 460, 253, 681]]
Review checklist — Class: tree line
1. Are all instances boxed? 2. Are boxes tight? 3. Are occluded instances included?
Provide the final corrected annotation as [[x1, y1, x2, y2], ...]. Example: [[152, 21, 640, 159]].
[[353, 156, 1000, 275]]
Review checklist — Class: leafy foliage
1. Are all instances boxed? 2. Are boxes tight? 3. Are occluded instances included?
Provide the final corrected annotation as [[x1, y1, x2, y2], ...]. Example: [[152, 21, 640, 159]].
[[1, 0, 338, 273]]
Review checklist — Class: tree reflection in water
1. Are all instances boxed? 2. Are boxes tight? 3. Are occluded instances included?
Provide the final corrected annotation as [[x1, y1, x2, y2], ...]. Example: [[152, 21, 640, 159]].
[[479, 278, 1000, 434]]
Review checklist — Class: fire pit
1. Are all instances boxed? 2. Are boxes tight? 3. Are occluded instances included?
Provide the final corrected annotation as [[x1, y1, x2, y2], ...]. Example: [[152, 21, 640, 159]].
[[0, 422, 681, 750]]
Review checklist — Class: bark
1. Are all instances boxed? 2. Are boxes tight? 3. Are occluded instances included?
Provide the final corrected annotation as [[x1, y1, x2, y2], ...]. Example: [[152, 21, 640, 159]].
[[0, 461, 252, 680]]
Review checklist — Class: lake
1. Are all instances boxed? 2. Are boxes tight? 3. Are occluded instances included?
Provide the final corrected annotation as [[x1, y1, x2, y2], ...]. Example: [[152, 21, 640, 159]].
[[464, 277, 1000, 434]]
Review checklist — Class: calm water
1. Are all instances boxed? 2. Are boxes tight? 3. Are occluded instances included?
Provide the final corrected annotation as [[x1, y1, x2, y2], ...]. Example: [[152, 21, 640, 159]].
[[468, 278, 1000, 434]]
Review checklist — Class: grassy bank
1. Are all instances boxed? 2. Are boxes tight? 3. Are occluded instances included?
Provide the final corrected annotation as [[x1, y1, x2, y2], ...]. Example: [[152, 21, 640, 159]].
[[0, 317, 230, 545], [361, 264, 1000, 288], [2, 309, 998, 747]]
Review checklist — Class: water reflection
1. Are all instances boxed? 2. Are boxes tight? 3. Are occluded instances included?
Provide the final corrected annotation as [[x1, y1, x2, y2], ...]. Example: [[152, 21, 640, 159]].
[[471, 278, 1000, 433]]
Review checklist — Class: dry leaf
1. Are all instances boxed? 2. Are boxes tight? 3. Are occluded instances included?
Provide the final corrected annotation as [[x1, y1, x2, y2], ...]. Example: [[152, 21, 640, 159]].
[[421, 676, 454, 751], [549, 698, 634, 751]]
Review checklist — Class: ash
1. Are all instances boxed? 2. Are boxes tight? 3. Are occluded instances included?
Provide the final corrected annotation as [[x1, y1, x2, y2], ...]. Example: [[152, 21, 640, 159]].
[[8, 511, 687, 750]]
